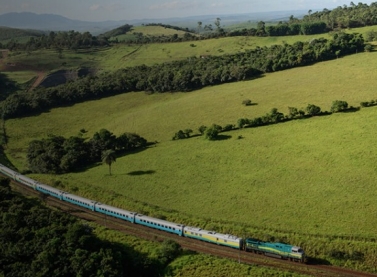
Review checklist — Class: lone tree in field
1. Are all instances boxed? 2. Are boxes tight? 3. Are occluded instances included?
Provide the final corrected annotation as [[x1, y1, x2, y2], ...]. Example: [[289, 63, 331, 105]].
[[102, 149, 116, 175]]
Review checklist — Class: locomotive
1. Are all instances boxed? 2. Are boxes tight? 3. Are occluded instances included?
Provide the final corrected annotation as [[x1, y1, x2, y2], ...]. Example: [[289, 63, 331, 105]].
[[0, 163, 305, 263]]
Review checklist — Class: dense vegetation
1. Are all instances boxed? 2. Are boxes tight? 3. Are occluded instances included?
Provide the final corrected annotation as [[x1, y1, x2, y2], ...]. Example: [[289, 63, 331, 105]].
[[0, 26, 45, 41], [0, 177, 185, 277], [27, 129, 147, 174], [1, 30, 109, 51], [0, 32, 364, 119], [230, 2, 377, 37]]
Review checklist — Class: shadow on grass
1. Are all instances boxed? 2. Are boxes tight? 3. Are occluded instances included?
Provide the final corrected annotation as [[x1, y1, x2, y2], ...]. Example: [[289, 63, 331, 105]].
[[127, 170, 156, 176], [214, 135, 232, 141], [305, 257, 332, 265]]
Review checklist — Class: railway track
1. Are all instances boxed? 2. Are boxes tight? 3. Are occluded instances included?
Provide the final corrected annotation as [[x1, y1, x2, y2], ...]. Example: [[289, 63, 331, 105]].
[[10, 181, 377, 277]]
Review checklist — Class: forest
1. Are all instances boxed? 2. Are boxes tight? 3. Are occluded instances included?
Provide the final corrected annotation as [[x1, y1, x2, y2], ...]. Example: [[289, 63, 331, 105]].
[[26, 129, 147, 174], [0, 177, 183, 276]]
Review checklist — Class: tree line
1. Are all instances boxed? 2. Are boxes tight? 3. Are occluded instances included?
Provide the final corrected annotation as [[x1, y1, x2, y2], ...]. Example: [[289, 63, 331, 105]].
[[113, 3, 377, 44], [1, 30, 109, 52], [172, 100, 352, 141], [0, 177, 182, 276], [0, 32, 365, 120], [229, 2, 377, 37], [2, 3, 377, 50], [27, 129, 147, 174]]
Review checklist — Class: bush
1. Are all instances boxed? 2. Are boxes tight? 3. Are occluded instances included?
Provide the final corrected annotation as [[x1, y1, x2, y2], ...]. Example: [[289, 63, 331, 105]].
[[204, 124, 222, 140], [242, 99, 252, 106], [198, 125, 207, 135], [331, 100, 348, 113], [222, 124, 234, 132], [237, 118, 249, 128], [306, 104, 321, 116]]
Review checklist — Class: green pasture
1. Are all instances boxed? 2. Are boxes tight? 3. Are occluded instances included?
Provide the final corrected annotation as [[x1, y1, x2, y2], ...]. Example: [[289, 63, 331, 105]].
[[109, 25, 194, 43], [128, 25, 192, 36], [5, 50, 377, 240], [4, 25, 376, 76], [3, 32, 335, 73], [3, 70, 36, 86]]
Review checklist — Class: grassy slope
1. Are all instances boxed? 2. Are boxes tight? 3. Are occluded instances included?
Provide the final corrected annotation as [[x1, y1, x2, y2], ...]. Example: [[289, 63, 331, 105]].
[[3, 31, 335, 73], [5, 50, 377, 239], [4, 25, 376, 77]]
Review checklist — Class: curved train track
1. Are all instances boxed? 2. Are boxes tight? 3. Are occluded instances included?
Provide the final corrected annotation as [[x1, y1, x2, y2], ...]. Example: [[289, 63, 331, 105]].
[[10, 180, 377, 277]]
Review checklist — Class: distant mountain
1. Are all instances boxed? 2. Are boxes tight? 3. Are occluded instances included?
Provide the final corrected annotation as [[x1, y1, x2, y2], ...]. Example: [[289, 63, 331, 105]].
[[0, 11, 308, 35], [0, 12, 123, 34]]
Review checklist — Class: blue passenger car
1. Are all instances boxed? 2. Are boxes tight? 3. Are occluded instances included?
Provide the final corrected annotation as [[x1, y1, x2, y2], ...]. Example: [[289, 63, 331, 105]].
[[95, 203, 136, 223], [36, 184, 64, 200], [62, 193, 96, 211], [135, 214, 184, 236]]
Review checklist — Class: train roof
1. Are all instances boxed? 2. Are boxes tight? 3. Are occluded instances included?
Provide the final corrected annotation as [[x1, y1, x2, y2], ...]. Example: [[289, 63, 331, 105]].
[[37, 183, 65, 193], [95, 203, 135, 215], [185, 226, 242, 241], [246, 238, 303, 251], [18, 174, 38, 182], [63, 192, 96, 204], [135, 214, 184, 227]]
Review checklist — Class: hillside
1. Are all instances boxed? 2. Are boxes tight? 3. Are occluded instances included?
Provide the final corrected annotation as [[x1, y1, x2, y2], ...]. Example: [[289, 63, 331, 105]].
[[2, 16, 377, 274], [0, 26, 45, 41]]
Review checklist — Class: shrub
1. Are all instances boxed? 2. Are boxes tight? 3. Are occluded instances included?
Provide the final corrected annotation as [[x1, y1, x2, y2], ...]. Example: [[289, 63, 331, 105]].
[[172, 130, 186, 140], [331, 100, 348, 113], [237, 118, 249, 128], [242, 99, 252, 106], [204, 124, 222, 140], [198, 125, 207, 135], [306, 104, 321, 116], [222, 124, 234, 132]]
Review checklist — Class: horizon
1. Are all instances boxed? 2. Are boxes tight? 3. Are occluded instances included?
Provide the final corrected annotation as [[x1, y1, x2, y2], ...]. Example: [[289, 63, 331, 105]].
[[1, 1, 376, 22]]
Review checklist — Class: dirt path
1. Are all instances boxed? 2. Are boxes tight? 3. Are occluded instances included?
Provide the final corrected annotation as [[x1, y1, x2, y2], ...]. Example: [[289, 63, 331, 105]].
[[29, 71, 46, 91], [1, 49, 46, 91]]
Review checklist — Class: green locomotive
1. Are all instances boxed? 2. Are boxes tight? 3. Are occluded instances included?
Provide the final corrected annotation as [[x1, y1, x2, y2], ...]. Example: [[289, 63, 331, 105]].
[[245, 238, 305, 263]]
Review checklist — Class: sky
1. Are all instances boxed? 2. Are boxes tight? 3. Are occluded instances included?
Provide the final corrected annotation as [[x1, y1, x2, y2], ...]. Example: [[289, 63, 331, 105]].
[[0, 0, 376, 22]]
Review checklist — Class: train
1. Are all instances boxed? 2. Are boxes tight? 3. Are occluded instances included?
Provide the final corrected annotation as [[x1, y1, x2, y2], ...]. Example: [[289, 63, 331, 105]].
[[0, 163, 305, 263]]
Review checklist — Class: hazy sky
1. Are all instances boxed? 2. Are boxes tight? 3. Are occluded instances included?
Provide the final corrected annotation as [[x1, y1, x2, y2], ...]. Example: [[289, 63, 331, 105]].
[[0, 0, 376, 21]]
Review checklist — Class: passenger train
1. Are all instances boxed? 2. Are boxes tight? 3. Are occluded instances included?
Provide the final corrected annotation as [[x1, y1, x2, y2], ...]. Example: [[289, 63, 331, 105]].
[[0, 163, 305, 263]]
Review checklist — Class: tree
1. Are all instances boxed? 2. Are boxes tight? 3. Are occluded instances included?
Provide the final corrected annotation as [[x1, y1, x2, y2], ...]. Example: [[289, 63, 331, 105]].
[[197, 21, 202, 34], [198, 125, 207, 135], [204, 124, 222, 140], [306, 104, 321, 116], [101, 149, 116, 175], [331, 100, 348, 112], [157, 240, 182, 265]]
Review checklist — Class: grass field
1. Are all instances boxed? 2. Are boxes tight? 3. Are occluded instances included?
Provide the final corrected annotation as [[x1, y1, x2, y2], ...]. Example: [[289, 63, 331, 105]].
[[3, 27, 377, 272], [3, 25, 376, 78], [5, 49, 377, 239], [3, 32, 337, 74]]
